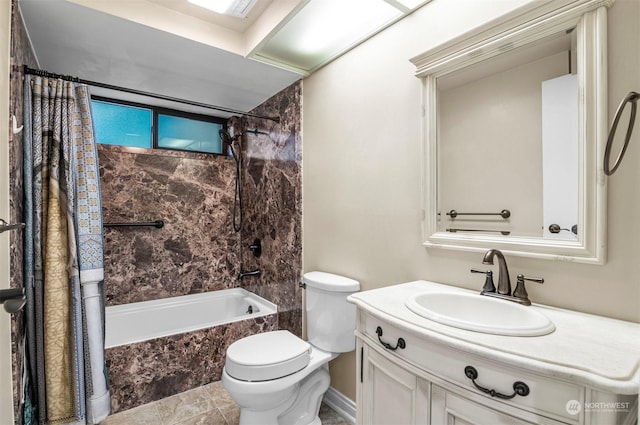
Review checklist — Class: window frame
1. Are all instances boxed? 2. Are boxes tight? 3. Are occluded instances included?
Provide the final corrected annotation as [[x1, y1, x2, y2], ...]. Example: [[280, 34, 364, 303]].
[[91, 95, 229, 155]]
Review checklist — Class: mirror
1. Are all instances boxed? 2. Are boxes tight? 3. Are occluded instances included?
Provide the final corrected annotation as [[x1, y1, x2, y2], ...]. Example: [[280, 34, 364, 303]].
[[437, 29, 579, 240], [410, 0, 609, 263]]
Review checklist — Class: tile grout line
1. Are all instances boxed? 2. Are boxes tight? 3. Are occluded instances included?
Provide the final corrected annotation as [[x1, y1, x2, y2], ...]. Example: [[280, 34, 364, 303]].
[[152, 402, 165, 425]]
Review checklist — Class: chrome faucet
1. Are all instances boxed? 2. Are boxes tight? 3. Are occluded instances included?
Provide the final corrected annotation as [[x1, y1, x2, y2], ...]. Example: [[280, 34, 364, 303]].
[[482, 249, 511, 295]]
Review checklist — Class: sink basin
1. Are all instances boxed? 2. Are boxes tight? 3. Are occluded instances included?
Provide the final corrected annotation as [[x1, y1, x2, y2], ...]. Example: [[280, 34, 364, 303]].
[[405, 291, 555, 336]]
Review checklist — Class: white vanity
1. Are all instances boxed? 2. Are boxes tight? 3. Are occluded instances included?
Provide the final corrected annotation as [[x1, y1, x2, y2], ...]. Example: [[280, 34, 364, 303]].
[[349, 281, 639, 425], [346, 0, 639, 421]]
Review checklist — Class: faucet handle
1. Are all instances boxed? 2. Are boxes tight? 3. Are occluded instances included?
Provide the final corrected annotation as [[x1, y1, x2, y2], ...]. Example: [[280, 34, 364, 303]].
[[513, 274, 544, 304], [471, 269, 496, 294]]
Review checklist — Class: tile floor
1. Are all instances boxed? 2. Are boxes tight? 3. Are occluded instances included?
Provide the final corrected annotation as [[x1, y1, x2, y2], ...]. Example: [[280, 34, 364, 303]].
[[102, 381, 351, 425]]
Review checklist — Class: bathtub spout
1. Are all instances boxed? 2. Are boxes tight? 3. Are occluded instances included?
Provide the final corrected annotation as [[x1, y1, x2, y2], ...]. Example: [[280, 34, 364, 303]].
[[238, 269, 261, 280]]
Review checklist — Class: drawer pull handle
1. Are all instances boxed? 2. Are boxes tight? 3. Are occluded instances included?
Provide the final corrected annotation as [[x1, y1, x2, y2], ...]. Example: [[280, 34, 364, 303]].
[[464, 366, 529, 400], [376, 326, 406, 350]]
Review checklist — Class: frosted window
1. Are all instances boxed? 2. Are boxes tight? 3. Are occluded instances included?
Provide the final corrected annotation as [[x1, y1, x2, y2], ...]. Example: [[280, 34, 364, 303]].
[[91, 100, 152, 148], [157, 114, 224, 154]]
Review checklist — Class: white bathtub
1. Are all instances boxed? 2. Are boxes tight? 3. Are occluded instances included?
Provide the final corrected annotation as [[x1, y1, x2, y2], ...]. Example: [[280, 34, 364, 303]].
[[105, 288, 277, 349]]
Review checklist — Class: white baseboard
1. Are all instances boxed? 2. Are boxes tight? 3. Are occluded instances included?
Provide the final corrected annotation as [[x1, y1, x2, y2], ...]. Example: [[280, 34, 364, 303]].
[[323, 386, 356, 424]]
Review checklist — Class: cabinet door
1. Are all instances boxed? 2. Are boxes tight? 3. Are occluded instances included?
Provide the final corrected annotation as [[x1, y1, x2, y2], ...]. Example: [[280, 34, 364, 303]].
[[431, 384, 567, 425], [359, 344, 429, 425]]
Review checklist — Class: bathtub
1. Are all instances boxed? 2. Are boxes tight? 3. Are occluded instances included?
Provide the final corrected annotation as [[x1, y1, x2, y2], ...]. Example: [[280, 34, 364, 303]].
[[105, 287, 280, 412], [105, 288, 277, 349]]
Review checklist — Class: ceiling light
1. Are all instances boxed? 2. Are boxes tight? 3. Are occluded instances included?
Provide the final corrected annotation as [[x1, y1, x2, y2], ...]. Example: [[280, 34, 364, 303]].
[[188, 0, 257, 18], [251, 0, 404, 75]]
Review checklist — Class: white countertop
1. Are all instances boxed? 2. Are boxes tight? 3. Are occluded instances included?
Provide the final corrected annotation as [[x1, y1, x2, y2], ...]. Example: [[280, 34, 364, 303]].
[[348, 280, 640, 394]]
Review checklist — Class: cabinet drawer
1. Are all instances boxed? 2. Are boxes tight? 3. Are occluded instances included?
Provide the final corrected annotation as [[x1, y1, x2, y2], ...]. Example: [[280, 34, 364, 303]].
[[432, 384, 569, 425], [361, 313, 584, 424]]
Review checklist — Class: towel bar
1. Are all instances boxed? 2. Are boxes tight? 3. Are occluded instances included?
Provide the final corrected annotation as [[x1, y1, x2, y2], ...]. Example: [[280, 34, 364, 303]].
[[0, 218, 25, 234], [446, 228, 510, 236], [446, 210, 511, 219], [104, 220, 164, 229]]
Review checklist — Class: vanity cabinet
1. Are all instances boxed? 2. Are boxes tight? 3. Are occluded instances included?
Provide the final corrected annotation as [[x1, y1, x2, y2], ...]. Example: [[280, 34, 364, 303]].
[[351, 281, 639, 425], [358, 324, 571, 425], [359, 344, 429, 424], [431, 384, 558, 425]]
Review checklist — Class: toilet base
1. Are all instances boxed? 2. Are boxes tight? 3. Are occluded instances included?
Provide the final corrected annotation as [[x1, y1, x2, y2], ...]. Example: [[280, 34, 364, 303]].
[[278, 365, 329, 425], [308, 417, 322, 425], [228, 364, 331, 425]]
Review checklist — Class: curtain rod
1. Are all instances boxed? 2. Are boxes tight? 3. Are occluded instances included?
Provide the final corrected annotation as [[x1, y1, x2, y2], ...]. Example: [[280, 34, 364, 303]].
[[23, 65, 280, 123]]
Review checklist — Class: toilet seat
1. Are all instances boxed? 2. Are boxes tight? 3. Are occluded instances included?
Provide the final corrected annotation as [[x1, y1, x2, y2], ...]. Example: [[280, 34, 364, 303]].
[[225, 330, 311, 382]]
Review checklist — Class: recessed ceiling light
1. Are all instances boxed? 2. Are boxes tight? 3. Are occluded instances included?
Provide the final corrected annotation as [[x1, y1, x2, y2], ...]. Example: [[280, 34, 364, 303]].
[[188, 0, 257, 18]]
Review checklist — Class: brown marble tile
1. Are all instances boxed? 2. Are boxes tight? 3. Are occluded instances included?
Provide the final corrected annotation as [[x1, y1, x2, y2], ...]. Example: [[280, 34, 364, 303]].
[[9, 0, 39, 419], [98, 81, 303, 415], [233, 81, 303, 333], [99, 145, 240, 306], [106, 314, 277, 413]]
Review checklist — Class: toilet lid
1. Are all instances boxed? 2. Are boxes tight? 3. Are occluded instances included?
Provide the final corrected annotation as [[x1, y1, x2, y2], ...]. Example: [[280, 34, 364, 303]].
[[225, 330, 311, 382]]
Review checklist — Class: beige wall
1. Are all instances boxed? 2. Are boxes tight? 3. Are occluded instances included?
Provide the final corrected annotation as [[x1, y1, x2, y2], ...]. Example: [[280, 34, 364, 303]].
[[302, 0, 640, 402]]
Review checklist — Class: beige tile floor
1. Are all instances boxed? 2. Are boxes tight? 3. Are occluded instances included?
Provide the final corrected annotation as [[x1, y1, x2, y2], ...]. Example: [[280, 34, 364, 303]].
[[102, 381, 351, 425]]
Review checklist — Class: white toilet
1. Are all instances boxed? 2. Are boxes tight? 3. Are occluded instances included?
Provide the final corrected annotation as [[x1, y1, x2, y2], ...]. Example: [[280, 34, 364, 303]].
[[222, 271, 360, 425]]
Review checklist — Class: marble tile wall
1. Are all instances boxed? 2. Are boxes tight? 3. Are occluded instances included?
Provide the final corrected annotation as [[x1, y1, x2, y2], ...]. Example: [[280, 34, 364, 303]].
[[231, 81, 303, 337], [99, 146, 240, 305], [106, 313, 278, 413], [9, 0, 38, 421], [99, 83, 302, 316]]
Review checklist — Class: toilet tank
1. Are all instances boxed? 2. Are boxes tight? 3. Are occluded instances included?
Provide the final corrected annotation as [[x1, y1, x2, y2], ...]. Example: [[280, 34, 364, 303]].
[[303, 271, 360, 353]]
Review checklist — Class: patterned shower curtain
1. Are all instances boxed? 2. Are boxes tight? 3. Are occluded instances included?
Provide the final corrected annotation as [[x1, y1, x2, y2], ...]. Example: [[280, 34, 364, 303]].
[[22, 75, 110, 425]]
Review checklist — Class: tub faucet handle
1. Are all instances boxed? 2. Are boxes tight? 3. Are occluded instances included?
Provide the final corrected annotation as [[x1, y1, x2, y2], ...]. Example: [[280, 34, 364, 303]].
[[249, 238, 262, 258]]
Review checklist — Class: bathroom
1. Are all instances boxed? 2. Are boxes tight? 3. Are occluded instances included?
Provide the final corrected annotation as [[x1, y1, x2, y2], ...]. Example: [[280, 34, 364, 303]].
[[0, 0, 638, 424]]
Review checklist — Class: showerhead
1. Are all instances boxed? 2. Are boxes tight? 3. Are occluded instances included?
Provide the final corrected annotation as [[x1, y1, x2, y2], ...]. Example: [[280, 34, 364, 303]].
[[219, 129, 241, 144], [219, 129, 242, 159], [219, 128, 229, 143]]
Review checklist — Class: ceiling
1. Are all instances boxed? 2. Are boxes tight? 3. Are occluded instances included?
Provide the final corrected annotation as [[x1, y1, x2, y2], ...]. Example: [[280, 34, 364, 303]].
[[144, 0, 275, 32], [18, 0, 427, 117]]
